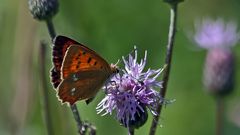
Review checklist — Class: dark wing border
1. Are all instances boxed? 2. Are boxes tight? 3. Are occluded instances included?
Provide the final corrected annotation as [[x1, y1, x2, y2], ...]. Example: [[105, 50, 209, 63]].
[[51, 36, 80, 88]]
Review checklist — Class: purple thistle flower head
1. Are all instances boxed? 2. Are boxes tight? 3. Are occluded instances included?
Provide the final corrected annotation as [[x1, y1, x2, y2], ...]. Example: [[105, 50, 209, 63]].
[[191, 17, 238, 96], [193, 18, 240, 49], [96, 47, 163, 128]]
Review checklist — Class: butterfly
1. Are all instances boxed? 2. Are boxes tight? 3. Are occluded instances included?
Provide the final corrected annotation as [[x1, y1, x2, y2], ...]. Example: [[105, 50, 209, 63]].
[[51, 35, 119, 105]]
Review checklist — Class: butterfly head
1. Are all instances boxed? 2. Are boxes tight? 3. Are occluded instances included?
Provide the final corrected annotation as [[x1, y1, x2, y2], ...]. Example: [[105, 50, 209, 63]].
[[110, 63, 119, 74]]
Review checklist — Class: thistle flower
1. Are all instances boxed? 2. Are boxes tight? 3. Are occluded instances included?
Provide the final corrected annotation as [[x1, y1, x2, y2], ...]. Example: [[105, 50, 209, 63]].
[[97, 48, 163, 129], [193, 18, 239, 96], [194, 18, 239, 49]]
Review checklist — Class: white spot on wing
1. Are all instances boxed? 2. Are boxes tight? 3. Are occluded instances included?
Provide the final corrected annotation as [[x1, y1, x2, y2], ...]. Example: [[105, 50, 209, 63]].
[[72, 74, 78, 81], [71, 88, 76, 96]]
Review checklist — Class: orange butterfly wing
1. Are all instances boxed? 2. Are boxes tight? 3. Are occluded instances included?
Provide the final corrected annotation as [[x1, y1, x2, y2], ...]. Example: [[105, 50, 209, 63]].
[[57, 45, 113, 105], [61, 45, 111, 79]]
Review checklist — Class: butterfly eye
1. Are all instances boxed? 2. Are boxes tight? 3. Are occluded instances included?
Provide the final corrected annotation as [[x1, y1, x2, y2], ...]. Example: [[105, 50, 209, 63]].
[[110, 64, 119, 74]]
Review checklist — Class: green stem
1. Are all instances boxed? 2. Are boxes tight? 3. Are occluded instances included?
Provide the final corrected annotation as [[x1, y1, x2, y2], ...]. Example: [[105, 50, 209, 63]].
[[70, 104, 85, 135], [149, 3, 178, 135], [128, 128, 134, 135], [216, 97, 224, 135], [46, 19, 56, 41], [39, 41, 54, 135]]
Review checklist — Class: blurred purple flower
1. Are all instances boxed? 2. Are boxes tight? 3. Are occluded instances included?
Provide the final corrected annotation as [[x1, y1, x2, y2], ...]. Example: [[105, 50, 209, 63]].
[[192, 18, 238, 96], [96, 48, 163, 128], [194, 18, 240, 49]]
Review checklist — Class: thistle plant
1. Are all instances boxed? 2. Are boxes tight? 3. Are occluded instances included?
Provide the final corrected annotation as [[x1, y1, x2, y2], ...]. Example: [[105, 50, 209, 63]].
[[193, 18, 239, 96], [97, 48, 164, 132], [192, 18, 239, 135], [28, 0, 58, 40], [149, 0, 183, 134], [28, 0, 59, 134], [96, 0, 183, 134]]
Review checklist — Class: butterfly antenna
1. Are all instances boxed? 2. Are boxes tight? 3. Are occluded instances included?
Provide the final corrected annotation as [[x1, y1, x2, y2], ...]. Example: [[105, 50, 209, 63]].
[[114, 59, 120, 66]]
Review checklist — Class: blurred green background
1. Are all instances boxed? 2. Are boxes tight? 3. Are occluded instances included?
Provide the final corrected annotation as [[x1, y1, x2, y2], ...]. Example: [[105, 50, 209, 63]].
[[0, 0, 240, 135]]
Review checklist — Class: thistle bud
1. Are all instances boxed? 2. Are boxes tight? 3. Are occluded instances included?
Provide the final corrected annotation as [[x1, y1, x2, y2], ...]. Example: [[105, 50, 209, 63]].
[[119, 105, 148, 129], [203, 48, 235, 96], [28, 0, 59, 21]]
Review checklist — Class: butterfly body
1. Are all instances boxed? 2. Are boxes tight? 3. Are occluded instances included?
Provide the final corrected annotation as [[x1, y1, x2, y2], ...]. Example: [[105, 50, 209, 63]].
[[51, 36, 118, 105]]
